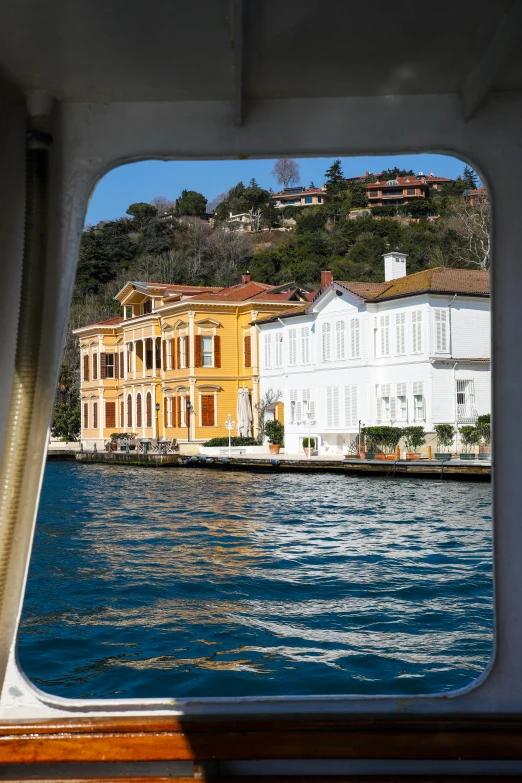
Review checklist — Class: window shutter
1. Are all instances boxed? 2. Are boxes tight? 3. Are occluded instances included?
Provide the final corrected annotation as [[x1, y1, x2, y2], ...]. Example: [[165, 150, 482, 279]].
[[332, 386, 339, 427], [350, 318, 360, 358], [176, 336, 180, 369], [163, 340, 167, 370], [300, 327, 310, 364], [83, 402, 88, 429], [100, 353, 106, 379], [146, 393, 152, 427], [435, 309, 448, 352], [397, 382, 406, 396], [264, 334, 271, 369], [344, 385, 357, 428], [114, 354, 119, 380], [92, 353, 97, 380], [396, 313, 405, 354], [322, 323, 331, 361], [83, 355, 89, 382], [244, 335, 251, 367], [376, 396, 382, 422], [194, 335, 202, 367], [120, 352, 124, 378], [380, 315, 390, 356], [336, 321, 345, 360], [136, 394, 142, 427], [120, 400, 124, 428], [214, 335, 221, 368], [326, 387, 333, 427], [176, 396, 181, 427], [127, 395, 132, 428], [288, 329, 297, 365], [390, 395, 397, 421], [105, 402, 116, 429], [93, 402, 98, 429], [185, 337, 191, 368], [202, 395, 215, 426], [164, 397, 168, 427], [412, 311, 422, 352]]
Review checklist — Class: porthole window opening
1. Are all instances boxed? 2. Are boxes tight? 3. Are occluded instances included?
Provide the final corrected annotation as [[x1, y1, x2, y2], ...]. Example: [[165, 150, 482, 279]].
[[19, 152, 492, 706]]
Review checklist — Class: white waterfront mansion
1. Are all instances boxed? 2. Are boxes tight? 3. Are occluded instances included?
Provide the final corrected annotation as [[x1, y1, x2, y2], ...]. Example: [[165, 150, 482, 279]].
[[257, 253, 490, 455]]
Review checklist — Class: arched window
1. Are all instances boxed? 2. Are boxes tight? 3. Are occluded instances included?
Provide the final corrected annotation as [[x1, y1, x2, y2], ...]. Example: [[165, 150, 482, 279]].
[[321, 322, 331, 362], [136, 393, 142, 428], [127, 394, 132, 428], [146, 392, 152, 427]]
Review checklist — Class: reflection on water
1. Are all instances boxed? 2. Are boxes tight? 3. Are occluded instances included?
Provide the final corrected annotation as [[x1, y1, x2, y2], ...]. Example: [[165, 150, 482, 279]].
[[18, 462, 493, 698]]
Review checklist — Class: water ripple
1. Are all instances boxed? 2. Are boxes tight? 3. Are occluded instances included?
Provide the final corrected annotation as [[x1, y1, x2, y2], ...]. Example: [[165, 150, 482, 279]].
[[18, 463, 493, 699]]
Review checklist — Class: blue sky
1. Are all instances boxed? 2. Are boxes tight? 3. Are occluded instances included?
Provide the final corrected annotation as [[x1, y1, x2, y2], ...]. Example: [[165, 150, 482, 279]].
[[85, 154, 470, 226]]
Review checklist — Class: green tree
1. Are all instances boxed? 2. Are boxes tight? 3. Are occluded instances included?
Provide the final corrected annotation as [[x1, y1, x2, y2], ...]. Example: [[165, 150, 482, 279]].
[[346, 181, 369, 208], [126, 202, 157, 229], [380, 167, 415, 180], [175, 189, 207, 216], [324, 159, 345, 195], [51, 403, 81, 442], [462, 164, 479, 190]]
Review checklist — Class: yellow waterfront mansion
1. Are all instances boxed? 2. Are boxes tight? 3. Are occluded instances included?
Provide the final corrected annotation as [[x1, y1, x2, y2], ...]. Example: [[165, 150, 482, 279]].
[[74, 274, 310, 447]]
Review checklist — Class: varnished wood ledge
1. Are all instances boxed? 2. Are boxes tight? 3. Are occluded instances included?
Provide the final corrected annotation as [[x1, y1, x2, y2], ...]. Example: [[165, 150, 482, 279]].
[[1, 715, 522, 764]]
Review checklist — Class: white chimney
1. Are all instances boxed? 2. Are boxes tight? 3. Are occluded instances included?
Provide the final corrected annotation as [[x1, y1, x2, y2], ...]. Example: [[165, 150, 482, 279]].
[[383, 252, 408, 281]]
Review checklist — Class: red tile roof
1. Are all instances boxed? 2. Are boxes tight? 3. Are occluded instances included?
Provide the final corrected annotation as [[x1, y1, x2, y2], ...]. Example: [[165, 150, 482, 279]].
[[337, 268, 489, 300], [367, 175, 453, 189], [272, 187, 326, 198], [93, 316, 125, 326]]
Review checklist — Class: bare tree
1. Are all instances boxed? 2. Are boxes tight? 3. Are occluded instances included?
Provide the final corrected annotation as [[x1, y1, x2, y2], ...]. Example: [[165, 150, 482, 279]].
[[443, 192, 490, 269], [207, 192, 228, 213], [207, 229, 252, 286], [150, 195, 176, 215], [254, 388, 282, 442], [271, 158, 301, 189]]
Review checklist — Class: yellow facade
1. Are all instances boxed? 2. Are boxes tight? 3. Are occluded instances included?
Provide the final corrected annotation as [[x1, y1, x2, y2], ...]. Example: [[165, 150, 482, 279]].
[[75, 281, 305, 447]]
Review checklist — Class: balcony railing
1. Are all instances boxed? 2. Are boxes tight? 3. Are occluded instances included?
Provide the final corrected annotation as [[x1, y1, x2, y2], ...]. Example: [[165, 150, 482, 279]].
[[457, 403, 478, 424]]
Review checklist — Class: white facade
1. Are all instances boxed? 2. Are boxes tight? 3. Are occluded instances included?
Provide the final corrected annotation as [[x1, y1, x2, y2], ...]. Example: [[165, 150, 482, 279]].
[[259, 280, 490, 455]]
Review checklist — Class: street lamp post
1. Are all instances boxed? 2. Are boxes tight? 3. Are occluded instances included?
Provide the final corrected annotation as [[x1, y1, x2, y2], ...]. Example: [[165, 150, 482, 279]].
[[225, 413, 235, 456], [186, 400, 193, 442], [155, 401, 160, 438]]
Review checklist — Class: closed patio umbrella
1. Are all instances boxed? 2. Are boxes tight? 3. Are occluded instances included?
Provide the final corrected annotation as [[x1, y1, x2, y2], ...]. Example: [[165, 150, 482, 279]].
[[236, 387, 252, 437]]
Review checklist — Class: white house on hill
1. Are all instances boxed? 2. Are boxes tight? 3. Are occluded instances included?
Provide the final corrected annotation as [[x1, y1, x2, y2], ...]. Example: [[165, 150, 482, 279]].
[[257, 254, 490, 455]]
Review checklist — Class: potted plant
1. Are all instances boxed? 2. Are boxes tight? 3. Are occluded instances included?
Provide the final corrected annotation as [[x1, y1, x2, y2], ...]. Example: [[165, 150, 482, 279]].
[[434, 423, 455, 460], [302, 436, 316, 457], [382, 426, 403, 460], [476, 414, 491, 461], [110, 432, 122, 451], [265, 419, 284, 455], [459, 425, 480, 460], [361, 427, 377, 459], [403, 426, 425, 460]]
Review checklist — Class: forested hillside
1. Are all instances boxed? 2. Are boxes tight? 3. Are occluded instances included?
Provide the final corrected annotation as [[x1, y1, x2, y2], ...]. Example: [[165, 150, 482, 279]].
[[53, 160, 488, 440]]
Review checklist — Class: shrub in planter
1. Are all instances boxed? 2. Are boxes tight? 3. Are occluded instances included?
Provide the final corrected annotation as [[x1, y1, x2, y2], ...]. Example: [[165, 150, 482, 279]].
[[434, 423, 455, 460], [459, 425, 480, 459], [203, 436, 258, 447], [476, 414, 491, 459], [402, 426, 425, 458], [265, 420, 284, 454], [302, 437, 316, 457], [363, 426, 403, 456]]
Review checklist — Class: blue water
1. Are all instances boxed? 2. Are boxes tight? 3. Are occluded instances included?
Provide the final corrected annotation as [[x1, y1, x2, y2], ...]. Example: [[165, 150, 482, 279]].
[[18, 462, 493, 699]]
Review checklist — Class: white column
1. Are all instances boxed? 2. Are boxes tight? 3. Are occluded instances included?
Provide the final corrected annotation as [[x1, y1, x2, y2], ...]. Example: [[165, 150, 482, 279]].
[[142, 338, 146, 378], [132, 340, 137, 377], [251, 312, 259, 374], [153, 386, 158, 438], [152, 336, 157, 376], [141, 385, 146, 437], [188, 311, 195, 373], [98, 391, 104, 440], [189, 378, 196, 440], [252, 377, 260, 439]]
